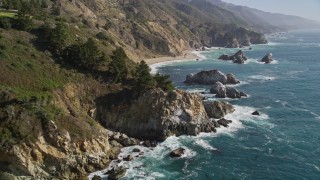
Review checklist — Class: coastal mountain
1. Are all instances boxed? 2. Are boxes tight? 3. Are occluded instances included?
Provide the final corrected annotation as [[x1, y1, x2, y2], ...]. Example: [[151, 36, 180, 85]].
[[0, 0, 316, 179], [208, 0, 320, 33]]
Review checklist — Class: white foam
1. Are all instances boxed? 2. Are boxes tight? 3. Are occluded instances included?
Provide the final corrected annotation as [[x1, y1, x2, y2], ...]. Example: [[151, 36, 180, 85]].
[[227, 81, 249, 87], [195, 139, 218, 151], [192, 50, 207, 59], [249, 75, 277, 81], [150, 59, 190, 74]]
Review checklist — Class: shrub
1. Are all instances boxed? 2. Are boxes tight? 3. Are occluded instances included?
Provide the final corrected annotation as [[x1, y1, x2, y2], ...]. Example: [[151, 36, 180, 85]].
[[108, 47, 130, 82]]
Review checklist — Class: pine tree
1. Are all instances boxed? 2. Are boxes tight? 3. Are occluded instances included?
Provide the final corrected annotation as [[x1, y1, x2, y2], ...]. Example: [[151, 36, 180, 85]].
[[135, 60, 155, 92], [109, 48, 129, 83]]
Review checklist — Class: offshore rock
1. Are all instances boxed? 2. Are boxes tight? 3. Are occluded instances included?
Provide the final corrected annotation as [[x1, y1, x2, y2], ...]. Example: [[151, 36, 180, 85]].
[[170, 148, 185, 158], [217, 118, 233, 127], [261, 53, 273, 64], [184, 70, 239, 85], [203, 101, 235, 119], [97, 89, 216, 141], [210, 82, 247, 99], [108, 166, 126, 180], [218, 50, 248, 64]]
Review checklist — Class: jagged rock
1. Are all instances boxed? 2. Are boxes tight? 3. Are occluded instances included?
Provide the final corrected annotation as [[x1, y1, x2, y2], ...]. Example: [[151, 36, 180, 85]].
[[226, 87, 242, 98], [217, 118, 232, 127], [119, 137, 140, 147], [210, 83, 246, 99], [227, 74, 240, 84], [203, 101, 235, 119], [184, 70, 238, 85], [132, 148, 141, 153], [252, 111, 260, 116], [170, 148, 185, 158], [108, 167, 126, 180], [124, 155, 133, 161], [92, 175, 102, 180], [218, 50, 248, 64], [211, 119, 220, 128], [261, 53, 273, 64], [210, 82, 227, 98], [97, 89, 218, 141]]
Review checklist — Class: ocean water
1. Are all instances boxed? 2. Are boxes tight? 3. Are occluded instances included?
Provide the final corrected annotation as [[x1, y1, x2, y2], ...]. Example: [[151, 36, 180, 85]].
[[90, 30, 320, 180]]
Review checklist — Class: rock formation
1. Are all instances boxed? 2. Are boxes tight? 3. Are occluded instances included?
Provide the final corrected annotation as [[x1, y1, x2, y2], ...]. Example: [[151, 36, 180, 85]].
[[261, 53, 273, 64], [97, 89, 235, 141], [210, 82, 247, 98], [203, 101, 235, 119], [184, 70, 239, 85], [170, 148, 185, 158], [218, 50, 248, 64]]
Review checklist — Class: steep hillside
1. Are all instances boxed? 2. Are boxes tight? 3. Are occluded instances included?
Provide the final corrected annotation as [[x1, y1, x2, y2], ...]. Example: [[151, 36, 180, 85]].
[[52, 0, 267, 59], [209, 0, 320, 33]]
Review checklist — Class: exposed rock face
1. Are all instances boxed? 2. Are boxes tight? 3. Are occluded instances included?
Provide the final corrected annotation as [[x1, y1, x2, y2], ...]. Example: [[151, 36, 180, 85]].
[[210, 82, 247, 99], [184, 70, 239, 85], [210, 82, 227, 98], [203, 101, 235, 119], [217, 118, 233, 127], [170, 148, 185, 158], [227, 73, 240, 84], [261, 53, 273, 64], [218, 50, 248, 64], [107, 166, 127, 180], [252, 111, 260, 116], [97, 89, 218, 141]]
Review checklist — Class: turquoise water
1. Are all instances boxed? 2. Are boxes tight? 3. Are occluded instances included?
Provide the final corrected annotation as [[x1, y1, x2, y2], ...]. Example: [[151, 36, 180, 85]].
[[91, 30, 320, 180]]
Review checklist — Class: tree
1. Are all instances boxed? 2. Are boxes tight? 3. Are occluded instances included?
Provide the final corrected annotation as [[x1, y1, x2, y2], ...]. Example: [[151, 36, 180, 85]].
[[62, 38, 107, 70], [44, 23, 69, 52], [134, 60, 155, 92], [108, 48, 129, 83], [154, 73, 174, 91]]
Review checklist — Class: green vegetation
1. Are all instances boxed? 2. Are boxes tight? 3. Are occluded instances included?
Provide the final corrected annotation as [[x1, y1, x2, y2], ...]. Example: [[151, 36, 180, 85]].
[[62, 38, 108, 70], [109, 47, 131, 83], [0, 11, 16, 18]]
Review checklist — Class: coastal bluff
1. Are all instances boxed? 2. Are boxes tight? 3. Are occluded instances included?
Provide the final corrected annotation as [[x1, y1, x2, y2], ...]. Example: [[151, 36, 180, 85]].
[[96, 88, 235, 141]]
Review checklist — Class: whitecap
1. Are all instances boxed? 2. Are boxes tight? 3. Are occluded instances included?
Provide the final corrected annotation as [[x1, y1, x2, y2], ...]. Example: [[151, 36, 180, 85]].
[[150, 59, 192, 74], [249, 75, 277, 81], [192, 50, 207, 59], [194, 139, 218, 151]]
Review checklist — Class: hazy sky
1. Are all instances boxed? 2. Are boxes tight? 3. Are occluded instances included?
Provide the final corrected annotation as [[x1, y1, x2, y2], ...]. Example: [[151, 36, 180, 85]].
[[222, 0, 320, 21]]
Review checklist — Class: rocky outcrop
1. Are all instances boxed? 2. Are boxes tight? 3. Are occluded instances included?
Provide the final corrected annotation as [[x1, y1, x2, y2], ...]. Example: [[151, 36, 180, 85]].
[[217, 118, 233, 127], [252, 111, 260, 116], [210, 82, 247, 98], [203, 101, 235, 119], [170, 148, 185, 158], [261, 53, 273, 64], [107, 166, 127, 180], [184, 70, 239, 85], [97, 89, 228, 141], [218, 50, 248, 64]]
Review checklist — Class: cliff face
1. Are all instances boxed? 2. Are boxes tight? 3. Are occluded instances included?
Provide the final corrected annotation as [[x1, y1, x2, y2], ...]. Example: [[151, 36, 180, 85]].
[[0, 84, 117, 179], [96, 89, 234, 141], [55, 0, 268, 60]]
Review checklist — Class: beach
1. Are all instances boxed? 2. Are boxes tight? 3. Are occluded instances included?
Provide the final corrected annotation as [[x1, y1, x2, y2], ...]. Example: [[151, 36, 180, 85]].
[[144, 50, 203, 65]]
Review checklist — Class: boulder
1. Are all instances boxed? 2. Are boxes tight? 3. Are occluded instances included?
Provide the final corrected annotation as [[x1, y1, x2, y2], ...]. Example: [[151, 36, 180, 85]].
[[108, 167, 126, 180], [218, 50, 247, 64], [226, 87, 242, 98], [185, 70, 228, 84], [252, 111, 260, 116], [210, 83, 247, 99], [123, 155, 133, 161], [217, 118, 232, 127], [218, 54, 230, 60], [132, 148, 141, 153], [226, 74, 240, 84], [210, 82, 226, 98], [203, 101, 235, 119], [170, 148, 185, 158], [261, 53, 273, 64], [92, 175, 102, 180]]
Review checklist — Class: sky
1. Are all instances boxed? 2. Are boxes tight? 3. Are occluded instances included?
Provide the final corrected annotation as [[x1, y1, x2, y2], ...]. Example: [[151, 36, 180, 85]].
[[222, 0, 320, 22]]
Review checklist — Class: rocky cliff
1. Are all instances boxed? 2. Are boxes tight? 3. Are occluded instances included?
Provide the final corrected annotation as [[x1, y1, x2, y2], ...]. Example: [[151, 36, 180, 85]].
[[96, 89, 234, 141]]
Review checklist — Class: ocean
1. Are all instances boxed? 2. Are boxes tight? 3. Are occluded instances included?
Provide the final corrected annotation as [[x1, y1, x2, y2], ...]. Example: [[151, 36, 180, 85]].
[[91, 30, 320, 180]]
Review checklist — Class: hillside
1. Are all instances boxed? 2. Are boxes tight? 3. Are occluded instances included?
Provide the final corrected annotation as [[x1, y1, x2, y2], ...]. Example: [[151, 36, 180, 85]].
[[0, 0, 270, 179], [208, 0, 320, 33]]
